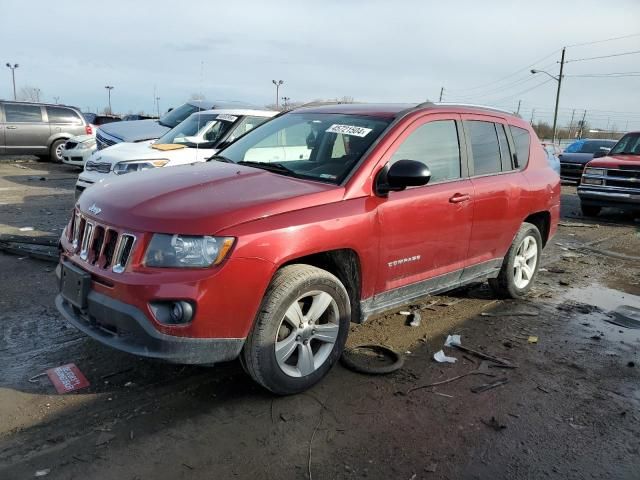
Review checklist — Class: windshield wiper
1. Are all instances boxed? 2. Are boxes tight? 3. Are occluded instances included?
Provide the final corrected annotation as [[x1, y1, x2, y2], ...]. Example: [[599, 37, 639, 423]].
[[209, 155, 234, 163], [237, 160, 297, 176]]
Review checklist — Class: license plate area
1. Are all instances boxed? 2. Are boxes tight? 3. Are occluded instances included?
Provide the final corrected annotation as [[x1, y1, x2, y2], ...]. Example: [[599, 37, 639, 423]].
[[60, 261, 91, 309]]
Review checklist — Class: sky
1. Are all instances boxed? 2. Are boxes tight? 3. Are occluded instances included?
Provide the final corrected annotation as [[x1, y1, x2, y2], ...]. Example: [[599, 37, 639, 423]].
[[1, 0, 639, 130]]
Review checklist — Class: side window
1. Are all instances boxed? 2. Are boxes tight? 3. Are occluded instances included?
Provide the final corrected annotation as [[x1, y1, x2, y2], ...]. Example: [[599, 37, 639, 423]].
[[509, 126, 531, 168], [495, 123, 513, 171], [46, 106, 82, 124], [390, 120, 461, 183], [465, 120, 501, 176], [5, 104, 43, 123], [227, 116, 269, 142]]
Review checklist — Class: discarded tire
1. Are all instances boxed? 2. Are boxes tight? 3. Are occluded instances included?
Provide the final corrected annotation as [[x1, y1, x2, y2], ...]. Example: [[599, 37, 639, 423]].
[[340, 344, 404, 375]]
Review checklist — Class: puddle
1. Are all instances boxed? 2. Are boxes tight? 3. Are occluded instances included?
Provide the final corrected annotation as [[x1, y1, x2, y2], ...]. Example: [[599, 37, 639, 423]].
[[563, 284, 640, 311]]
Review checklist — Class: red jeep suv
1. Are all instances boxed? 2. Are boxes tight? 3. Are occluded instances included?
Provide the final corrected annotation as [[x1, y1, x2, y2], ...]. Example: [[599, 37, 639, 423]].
[[56, 103, 560, 394]]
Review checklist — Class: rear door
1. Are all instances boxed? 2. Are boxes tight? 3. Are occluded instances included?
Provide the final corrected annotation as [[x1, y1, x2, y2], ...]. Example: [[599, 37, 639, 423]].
[[46, 106, 85, 137], [3, 103, 49, 154], [461, 114, 526, 269]]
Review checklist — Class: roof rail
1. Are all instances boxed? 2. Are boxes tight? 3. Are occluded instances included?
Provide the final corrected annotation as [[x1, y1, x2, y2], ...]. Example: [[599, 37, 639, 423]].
[[415, 102, 519, 117]]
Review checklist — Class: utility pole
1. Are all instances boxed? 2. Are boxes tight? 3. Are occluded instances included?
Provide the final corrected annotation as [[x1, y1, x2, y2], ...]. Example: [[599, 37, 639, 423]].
[[439, 87, 444, 102], [530, 108, 536, 124], [105, 85, 114, 114], [551, 47, 566, 143], [34, 88, 41, 102], [281, 96, 290, 110], [578, 110, 587, 139], [156, 97, 160, 117], [53, 96, 60, 104], [516, 100, 521, 115], [272, 80, 284, 108], [5, 63, 18, 100], [567, 109, 576, 139]]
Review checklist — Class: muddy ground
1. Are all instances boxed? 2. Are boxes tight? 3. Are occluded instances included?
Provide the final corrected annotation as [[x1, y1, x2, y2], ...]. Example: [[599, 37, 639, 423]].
[[1, 158, 639, 480]]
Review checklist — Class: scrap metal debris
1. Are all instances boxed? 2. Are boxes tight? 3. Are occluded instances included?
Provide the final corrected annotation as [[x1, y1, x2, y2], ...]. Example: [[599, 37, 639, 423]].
[[471, 377, 509, 393], [406, 361, 497, 394], [606, 305, 640, 329], [46, 363, 90, 394]]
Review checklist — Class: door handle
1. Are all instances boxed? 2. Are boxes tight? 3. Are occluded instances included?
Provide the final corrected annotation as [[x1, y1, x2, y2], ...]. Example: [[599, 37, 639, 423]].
[[6, 126, 17, 129], [449, 193, 471, 203]]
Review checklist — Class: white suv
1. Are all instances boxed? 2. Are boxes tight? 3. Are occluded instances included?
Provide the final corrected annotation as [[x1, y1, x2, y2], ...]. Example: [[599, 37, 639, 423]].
[[75, 108, 277, 198]]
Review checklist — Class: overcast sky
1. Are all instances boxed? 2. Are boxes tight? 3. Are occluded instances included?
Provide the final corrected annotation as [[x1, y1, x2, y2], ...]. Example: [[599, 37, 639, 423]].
[[1, 0, 639, 129]]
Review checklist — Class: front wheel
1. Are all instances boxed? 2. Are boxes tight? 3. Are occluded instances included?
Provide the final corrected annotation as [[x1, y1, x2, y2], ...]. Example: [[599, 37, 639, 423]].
[[49, 139, 66, 163], [242, 264, 351, 395], [489, 222, 542, 299]]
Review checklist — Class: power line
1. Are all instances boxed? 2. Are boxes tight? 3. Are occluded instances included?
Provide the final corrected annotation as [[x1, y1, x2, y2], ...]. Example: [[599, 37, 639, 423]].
[[566, 49, 640, 63], [490, 78, 554, 105], [565, 72, 640, 77], [565, 32, 640, 48]]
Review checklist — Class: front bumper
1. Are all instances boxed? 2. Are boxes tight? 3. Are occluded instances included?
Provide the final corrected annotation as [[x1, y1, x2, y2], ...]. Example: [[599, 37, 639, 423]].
[[62, 147, 95, 166], [578, 187, 640, 210], [560, 162, 585, 181], [56, 291, 244, 364]]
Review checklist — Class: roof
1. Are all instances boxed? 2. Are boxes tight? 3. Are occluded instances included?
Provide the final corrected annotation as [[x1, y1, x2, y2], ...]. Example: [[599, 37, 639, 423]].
[[1, 99, 81, 110], [294, 102, 519, 119], [194, 108, 279, 117]]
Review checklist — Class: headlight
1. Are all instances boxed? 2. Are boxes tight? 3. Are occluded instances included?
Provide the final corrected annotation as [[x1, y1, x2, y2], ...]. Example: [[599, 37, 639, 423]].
[[144, 234, 234, 268], [77, 140, 97, 150], [113, 159, 169, 175], [583, 167, 605, 176]]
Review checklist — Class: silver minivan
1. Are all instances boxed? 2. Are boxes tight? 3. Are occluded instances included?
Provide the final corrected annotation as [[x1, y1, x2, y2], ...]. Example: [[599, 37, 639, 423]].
[[0, 101, 90, 162]]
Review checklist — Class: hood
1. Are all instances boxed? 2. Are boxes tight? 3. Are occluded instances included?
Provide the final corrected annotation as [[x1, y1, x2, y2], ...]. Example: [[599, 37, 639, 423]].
[[77, 162, 342, 234], [587, 154, 640, 169], [92, 141, 158, 164], [558, 152, 594, 164], [99, 119, 169, 142]]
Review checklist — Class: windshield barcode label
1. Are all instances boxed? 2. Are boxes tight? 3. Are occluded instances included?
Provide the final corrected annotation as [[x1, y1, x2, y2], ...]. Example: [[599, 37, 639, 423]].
[[217, 114, 238, 122], [326, 124, 372, 137]]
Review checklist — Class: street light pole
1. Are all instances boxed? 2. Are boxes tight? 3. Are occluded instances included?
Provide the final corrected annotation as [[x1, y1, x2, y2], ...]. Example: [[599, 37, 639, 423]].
[[104, 85, 114, 114], [531, 47, 565, 143], [272, 80, 283, 108], [5, 63, 19, 100]]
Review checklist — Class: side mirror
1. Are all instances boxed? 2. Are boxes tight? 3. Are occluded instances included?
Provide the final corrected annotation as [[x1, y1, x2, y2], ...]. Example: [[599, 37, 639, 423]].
[[376, 160, 431, 195], [593, 150, 608, 159]]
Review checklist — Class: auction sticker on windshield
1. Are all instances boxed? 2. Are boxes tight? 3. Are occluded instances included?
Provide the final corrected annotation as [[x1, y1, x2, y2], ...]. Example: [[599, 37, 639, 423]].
[[326, 124, 372, 137], [217, 114, 238, 122]]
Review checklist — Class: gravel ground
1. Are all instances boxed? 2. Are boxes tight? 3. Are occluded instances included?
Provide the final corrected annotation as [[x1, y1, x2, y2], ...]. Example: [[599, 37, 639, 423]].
[[1, 157, 639, 480]]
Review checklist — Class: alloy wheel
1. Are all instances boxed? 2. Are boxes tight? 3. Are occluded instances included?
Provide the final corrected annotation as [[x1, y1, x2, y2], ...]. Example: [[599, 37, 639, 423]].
[[513, 235, 538, 289]]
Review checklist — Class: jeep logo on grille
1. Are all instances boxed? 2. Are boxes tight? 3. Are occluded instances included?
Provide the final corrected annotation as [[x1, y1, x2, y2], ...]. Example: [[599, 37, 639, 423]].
[[88, 204, 102, 215]]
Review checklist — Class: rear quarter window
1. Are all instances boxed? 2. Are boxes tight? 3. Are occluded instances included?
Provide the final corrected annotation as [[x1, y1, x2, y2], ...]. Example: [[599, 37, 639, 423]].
[[510, 126, 531, 169], [47, 106, 83, 124]]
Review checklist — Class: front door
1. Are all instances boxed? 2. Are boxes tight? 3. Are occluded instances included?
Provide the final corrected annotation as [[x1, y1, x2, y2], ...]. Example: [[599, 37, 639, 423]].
[[3, 103, 50, 154], [375, 115, 473, 300]]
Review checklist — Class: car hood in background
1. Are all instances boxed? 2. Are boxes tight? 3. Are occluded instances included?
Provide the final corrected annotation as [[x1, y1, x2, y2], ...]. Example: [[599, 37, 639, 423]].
[[558, 152, 594, 164], [98, 119, 170, 142], [68, 134, 94, 143], [77, 162, 342, 234], [587, 154, 640, 169]]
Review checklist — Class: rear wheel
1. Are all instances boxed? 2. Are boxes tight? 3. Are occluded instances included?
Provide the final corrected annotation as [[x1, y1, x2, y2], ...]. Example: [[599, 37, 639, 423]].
[[489, 222, 542, 299], [242, 264, 350, 395], [580, 203, 601, 217], [49, 139, 66, 163]]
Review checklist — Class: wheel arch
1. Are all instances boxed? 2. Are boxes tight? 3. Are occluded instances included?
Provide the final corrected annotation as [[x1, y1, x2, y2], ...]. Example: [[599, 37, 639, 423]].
[[523, 211, 551, 247], [280, 248, 362, 324]]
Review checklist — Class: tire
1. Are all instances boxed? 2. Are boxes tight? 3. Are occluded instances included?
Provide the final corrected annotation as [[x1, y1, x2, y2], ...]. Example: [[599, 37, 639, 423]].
[[49, 139, 66, 163], [489, 222, 543, 299], [581, 203, 601, 217], [242, 264, 351, 395]]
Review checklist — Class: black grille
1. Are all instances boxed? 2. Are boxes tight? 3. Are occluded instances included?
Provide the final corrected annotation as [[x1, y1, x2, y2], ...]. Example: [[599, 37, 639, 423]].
[[96, 131, 117, 150], [606, 179, 640, 189], [607, 168, 640, 179], [65, 141, 78, 150], [85, 161, 111, 173]]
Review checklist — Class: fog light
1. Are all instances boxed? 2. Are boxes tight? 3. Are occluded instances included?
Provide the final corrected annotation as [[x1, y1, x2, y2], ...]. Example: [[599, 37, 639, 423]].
[[150, 300, 194, 325]]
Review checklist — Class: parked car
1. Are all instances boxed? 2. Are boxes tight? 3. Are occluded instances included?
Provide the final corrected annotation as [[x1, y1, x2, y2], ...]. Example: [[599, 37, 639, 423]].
[[56, 103, 560, 394], [95, 100, 254, 150], [75, 108, 277, 198], [0, 100, 91, 162], [541, 142, 561, 175], [578, 131, 640, 217], [61, 135, 97, 167], [82, 113, 122, 132], [558, 138, 617, 182], [122, 114, 157, 121]]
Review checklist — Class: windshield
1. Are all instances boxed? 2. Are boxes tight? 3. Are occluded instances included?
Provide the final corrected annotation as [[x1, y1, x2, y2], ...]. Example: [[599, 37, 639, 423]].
[[565, 140, 616, 154], [216, 112, 391, 184], [610, 133, 640, 155], [158, 103, 203, 128], [155, 113, 234, 147]]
